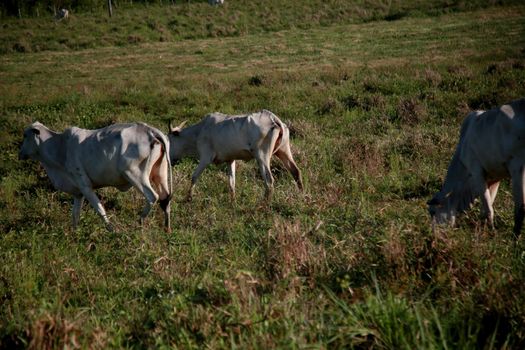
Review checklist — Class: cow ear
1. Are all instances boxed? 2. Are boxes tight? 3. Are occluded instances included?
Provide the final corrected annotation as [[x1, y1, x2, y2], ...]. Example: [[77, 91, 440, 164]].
[[31, 128, 40, 135]]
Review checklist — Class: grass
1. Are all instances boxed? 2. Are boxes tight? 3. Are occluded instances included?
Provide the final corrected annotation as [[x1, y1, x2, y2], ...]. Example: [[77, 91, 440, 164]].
[[1, 1, 525, 348], [1, 0, 522, 54]]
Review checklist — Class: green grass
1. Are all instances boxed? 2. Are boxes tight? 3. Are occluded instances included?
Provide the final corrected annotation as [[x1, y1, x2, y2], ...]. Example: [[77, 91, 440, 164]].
[[1, 0, 522, 54], [1, 2, 525, 349]]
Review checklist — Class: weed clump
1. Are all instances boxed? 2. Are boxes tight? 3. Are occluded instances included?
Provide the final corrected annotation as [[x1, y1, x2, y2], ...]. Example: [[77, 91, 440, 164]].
[[261, 219, 326, 281], [422, 68, 442, 87], [248, 75, 264, 87], [395, 97, 427, 125], [486, 59, 525, 75], [12, 41, 31, 53], [317, 97, 342, 115], [342, 139, 385, 176], [27, 313, 81, 350], [127, 35, 143, 44]]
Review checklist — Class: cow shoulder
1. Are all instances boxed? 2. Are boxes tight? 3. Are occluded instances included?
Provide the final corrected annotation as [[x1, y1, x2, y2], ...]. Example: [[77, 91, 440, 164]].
[[62, 127, 87, 168]]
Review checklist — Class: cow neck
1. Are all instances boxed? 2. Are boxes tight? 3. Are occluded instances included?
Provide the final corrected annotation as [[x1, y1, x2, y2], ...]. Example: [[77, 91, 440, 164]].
[[180, 125, 200, 158], [38, 128, 67, 169]]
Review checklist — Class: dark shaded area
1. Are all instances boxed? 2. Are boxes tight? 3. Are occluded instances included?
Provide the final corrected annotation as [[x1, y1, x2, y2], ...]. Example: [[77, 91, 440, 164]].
[[0, 332, 26, 350], [384, 11, 408, 21], [394, 178, 443, 200], [248, 75, 264, 87]]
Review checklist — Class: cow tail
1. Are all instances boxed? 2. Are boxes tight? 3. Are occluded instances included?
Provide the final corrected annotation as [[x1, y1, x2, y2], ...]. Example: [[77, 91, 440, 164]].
[[152, 129, 173, 200], [163, 135, 173, 200], [268, 111, 287, 154]]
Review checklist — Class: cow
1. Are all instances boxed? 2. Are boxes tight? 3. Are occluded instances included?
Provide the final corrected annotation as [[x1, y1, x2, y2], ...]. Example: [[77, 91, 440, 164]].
[[168, 109, 303, 202], [208, 0, 224, 5], [428, 98, 525, 236], [19, 122, 172, 231]]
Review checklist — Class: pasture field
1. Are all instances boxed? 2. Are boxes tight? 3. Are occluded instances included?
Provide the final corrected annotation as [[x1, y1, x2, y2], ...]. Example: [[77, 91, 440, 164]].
[[1, 1, 525, 348]]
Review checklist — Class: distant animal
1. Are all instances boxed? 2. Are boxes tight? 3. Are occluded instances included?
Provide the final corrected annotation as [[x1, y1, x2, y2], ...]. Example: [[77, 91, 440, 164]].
[[19, 122, 172, 231], [168, 109, 303, 201], [208, 0, 224, 5], [428, 98, 525, 236], [55, 8, 69, 21]]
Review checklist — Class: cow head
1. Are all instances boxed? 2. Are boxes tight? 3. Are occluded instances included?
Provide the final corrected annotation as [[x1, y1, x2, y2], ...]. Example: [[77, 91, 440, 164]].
[[19, 122, 44, 161], [167, 120, 188, 163], [427, 191, 456, 227]]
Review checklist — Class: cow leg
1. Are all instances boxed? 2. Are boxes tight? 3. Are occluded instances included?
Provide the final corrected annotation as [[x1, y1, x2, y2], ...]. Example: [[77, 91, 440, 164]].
[[72, 195, 84, 229], [188, 154, 214, 201], [256, 128, 283, 201], [488, 181, 500, 207], [466, 170, 494, 231], [484, 181, 500, 230], [274, 143, 303, 190], [123, 170, 159, 226], [480, 187, 495, 230], [150, 152, 171, 231], [227, 160, 236, 200], [73, 166, 113, 231], [79, 187, 113, 231], [511, 166, 525, 237], [255, 151, 274, 201]]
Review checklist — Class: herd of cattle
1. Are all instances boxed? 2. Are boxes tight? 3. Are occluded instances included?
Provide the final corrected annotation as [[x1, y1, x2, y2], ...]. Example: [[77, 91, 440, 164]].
[[18, 98, 525, 236], [19, 110, 301, 232]]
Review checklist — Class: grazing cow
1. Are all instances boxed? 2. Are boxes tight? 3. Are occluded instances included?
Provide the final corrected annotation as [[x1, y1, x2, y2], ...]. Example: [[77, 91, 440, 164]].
[[55, 8, 69, 21], [168, 109, 303, 201], [19, 122, 172, 231], [208, 0, 224, 5], [428, 98, 525, 236]]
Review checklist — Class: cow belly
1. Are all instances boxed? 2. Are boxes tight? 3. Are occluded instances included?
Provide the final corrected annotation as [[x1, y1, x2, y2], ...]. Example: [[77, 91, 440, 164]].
[[83, 162, 125, 185], [43, 164, 81, 195], [91, 173, 130, 189], [486, 167, 509, 181], [216, 149, 253, 163], [115, 183, 133, 192], [51, 177, 81, 195], [92, 180, 132, 192]]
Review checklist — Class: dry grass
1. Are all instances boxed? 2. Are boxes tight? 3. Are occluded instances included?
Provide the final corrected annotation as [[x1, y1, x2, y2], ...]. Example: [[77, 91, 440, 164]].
[[396, 97, 428, 125], [262, 219, 327, 281], [28, 313, 81, 350]]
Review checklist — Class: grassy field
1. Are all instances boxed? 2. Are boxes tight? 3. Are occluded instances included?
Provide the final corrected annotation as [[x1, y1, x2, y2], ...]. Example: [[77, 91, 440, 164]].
[[1, 1, 525, 348], [1, 0, 522, 54]]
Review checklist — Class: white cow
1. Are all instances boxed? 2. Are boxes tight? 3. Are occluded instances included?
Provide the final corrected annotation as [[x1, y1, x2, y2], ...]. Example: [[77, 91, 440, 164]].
[[208, 0, 224, 5], [428, 98, 525, 236], [168, 109, 303, 201], [19, 122, 172, 231]]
